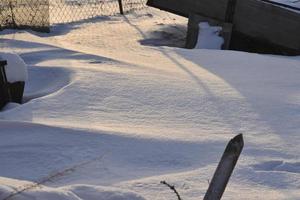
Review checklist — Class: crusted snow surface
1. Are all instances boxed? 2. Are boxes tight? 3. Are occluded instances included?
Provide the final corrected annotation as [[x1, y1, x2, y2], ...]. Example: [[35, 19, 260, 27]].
[[0, 8, 300, 200], [0, 177, 145, 200]]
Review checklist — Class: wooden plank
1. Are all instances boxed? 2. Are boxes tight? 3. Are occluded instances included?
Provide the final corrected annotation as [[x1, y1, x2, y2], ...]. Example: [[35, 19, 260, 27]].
[[225, 0, 238, 23], [204, 134, 244, 200], [147, 0, 229, 21], [0, 60, 7, 66], [233, 0, 300, 51], [0, 61, 10, 109], [147, 0, 300, 54]]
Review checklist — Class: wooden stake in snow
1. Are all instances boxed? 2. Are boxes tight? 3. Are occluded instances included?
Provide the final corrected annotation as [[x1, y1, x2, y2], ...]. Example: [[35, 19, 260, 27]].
[[0, 60, 10, 109], [204, 134, 244, 200]]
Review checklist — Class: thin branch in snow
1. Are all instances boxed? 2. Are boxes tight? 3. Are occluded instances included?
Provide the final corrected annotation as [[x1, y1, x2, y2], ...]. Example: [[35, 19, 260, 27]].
[[2, 154, 106, 200], [160, 180, 182, 200]]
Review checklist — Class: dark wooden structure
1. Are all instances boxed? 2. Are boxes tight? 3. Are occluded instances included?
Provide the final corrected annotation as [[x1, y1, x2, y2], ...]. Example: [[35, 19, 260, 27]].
[[0, 59, 26, 109], [147, 0, 300, 55], [0, 60, 10, 109], [147, 0, 231, 21]]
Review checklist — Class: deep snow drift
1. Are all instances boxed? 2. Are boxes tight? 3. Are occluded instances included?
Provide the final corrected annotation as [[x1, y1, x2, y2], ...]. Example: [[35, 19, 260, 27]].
[[0, 8, 300, 200]]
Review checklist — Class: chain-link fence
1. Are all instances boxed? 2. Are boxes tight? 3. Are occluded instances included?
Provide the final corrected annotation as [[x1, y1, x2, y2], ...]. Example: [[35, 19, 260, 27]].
[[0, 0, 50, 32], [50, 0, 147, 24], [0, 0, 147, 32]]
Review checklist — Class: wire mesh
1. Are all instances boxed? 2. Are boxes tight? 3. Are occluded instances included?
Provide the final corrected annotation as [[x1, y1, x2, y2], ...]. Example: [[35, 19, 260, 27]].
[[0, 0, 50, 31], [0, 0, 147, 32]]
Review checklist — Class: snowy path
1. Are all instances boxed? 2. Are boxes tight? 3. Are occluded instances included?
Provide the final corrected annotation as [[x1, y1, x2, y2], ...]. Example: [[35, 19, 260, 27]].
[[1, 9, 300, 200]]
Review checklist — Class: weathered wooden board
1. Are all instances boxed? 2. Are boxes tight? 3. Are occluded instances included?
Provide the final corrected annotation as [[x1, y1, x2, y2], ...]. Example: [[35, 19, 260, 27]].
[[147, 0, 230, 21], [233, 0, 300, 51], [147, 0, 300, 54], [0, 60, 9, 110], [204, 134, 244, 200]]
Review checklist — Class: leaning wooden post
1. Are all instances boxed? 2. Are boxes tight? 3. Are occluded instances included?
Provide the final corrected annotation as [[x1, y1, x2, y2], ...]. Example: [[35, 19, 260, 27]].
[[118, 0, 124, 15], [0, 60, 10, 109], [204, 134, 244, 200]]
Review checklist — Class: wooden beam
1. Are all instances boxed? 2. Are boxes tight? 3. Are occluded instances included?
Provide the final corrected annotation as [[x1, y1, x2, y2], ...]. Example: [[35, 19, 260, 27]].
[[0, 60, 10, 109], [147, 0, 229, 21]]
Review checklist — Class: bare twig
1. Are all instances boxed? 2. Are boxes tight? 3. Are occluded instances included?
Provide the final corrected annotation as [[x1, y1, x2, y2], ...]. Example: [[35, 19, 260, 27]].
[[160, 180, 182, 200], [2, 154, 105, 200]]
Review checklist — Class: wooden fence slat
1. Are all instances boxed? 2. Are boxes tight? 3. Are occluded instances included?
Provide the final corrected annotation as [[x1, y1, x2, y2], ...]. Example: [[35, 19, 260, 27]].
[[0, 60, 10, 109], [147, 0, 229, 21], [233, 0, 300, 51]]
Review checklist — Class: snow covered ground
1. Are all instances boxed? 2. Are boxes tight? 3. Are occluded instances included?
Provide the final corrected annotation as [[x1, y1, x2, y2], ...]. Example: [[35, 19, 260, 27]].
[[0, 8, 300, 200]]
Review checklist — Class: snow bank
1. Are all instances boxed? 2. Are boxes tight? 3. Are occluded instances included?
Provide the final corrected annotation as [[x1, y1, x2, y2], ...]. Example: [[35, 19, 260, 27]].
[[0, 9, 300, 200], [64, 185, 146, 200], [0, 52, 28, 83], [1, 102, 20, 111], [0, 177, 145, 200], [195, 22, 224, 49]]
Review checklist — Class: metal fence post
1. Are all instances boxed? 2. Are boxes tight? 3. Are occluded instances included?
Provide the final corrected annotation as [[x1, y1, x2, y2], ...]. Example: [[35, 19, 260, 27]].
[[118, 0, 124, 15]]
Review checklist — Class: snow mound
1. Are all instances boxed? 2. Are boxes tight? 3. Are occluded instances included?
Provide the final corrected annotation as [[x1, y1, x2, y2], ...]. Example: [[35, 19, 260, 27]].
[[0, 177, 145, 200], [0, 52, 28, 83], [1, 103, 20, 111], [195, 22, 224, 49], [64, 185, 146, 200], [23, 67, 73, 102]]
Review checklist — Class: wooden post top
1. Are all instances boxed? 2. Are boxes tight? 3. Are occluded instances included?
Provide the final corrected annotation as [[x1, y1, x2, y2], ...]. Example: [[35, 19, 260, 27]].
[[0, 60, 7, 66]]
